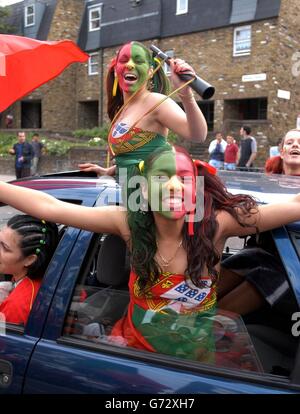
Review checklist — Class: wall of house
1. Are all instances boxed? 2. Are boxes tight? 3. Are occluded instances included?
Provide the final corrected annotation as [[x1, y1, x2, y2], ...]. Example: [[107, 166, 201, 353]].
[[40, 0, 85, 131], [268, 0, 300, 138], [93, 18, 278, 164], [0, 147, 107, 175], [4, 0, 299, 168]]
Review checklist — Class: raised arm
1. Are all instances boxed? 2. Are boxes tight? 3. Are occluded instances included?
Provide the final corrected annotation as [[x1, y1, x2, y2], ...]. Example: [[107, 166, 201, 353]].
[[219, 194, 300, 238], [0, 181, 126, 235], [155, 59, 207, 143]]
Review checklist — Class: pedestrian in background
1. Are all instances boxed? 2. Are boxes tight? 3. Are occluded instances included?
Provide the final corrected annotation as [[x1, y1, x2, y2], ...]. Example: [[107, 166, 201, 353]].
[[31, 133, 44, 176], [9, 131, 33, 179], [224, 135, 239, 171], [237, 126, 257, 171], [5, 113, 13, 128], [269, 138, 282, 158], [208, 132, 227, 170]]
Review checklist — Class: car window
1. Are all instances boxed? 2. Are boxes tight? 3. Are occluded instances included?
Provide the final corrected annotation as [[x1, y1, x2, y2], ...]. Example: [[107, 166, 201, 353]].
[[63, 233, 130, 342], [289, 230, 300, 260], [0, 206, 62, 331], [0, 206, 22, 229], [63, 230, 299, 381]]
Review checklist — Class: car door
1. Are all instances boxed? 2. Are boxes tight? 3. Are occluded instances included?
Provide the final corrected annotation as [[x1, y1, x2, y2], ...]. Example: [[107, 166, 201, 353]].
[[22, 229, 300, 394], [0, 223, 79, 394], [0, 184, 103, 394]]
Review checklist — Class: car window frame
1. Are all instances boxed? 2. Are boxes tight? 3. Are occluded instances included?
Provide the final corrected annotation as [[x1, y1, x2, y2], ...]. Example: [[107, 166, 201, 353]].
[[55, 229, 300, 391]]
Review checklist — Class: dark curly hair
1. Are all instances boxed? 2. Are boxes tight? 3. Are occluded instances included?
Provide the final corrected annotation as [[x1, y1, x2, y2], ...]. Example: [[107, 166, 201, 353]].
[[127, 146, 258, 291], [7, 215, 59, 279]]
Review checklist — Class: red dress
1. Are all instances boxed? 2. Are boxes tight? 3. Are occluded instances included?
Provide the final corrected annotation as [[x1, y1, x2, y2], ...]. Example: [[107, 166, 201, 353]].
[[110, 271, 262, 370], [111, 270, 216, 360], [0, 277, 41, 325]]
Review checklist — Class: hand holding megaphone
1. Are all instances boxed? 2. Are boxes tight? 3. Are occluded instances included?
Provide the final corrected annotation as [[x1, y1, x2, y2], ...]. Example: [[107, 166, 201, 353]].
[[150, 45, 215, 100]]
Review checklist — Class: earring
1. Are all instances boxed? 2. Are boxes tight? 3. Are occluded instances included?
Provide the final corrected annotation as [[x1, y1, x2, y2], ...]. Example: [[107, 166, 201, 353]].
[[148, 79, 154, 91], [112, 76, 118, 97]]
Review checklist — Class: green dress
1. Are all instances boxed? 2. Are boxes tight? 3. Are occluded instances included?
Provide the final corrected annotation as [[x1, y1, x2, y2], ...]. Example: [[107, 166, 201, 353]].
[[108, 123, 171, 205]]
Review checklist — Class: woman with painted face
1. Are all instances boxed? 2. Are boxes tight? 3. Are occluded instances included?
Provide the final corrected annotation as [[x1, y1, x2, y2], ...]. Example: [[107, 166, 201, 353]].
[[79, 41, 208, 192], [265, 129, 300, 175], [0, 215, 58, 325], [219, 129, 300, 319], [2, 145, 300, 361]]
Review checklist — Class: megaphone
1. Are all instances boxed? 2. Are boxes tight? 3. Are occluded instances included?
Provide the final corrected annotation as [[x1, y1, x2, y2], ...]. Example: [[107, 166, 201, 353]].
[[150, 44, 215, 100]]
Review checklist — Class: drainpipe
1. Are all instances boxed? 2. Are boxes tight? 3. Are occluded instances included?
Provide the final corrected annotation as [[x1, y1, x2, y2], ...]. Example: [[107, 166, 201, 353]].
[[99, 47, 104, 126], [159, 0, 163, 41]]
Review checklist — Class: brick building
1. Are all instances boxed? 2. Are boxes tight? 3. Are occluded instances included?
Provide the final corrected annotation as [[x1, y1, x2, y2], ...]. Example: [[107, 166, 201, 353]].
[[1, 0, 299, 161]]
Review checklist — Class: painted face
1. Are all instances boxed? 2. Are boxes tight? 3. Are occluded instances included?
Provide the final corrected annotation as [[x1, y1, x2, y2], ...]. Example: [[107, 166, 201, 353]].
[[281, 130, 300, 166], [0, 226, 26, 277], [146, 149, 196, 220], [115, 42, 150, 93]]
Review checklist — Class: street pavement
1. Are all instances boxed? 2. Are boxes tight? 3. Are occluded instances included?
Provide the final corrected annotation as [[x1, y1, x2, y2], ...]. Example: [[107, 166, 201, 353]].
[[0, 174, 26, 227], [0, 174, 15, 182]]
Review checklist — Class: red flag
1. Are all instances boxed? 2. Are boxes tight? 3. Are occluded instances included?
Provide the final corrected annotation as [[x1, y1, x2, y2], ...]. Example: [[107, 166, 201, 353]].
[[0, 35, 89, 112]]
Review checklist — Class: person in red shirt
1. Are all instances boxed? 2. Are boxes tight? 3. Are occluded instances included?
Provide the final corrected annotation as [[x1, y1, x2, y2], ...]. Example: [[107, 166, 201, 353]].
[[224, 135, 239, 171], [0, 215, 58, 326]]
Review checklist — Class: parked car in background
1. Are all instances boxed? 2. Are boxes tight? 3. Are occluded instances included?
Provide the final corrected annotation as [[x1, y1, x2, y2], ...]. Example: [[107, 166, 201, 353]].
[[0, 170, 299, 394]]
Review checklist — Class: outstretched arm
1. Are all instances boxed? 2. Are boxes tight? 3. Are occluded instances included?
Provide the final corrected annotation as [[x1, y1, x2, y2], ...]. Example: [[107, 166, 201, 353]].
[[0, 181, 126, 235], [78, 163, 116, 177], [219, 194, 300, 238]]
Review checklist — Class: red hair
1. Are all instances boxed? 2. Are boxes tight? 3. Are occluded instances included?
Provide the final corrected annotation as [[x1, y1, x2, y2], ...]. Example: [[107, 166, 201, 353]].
[[265, 156, 283, 174]]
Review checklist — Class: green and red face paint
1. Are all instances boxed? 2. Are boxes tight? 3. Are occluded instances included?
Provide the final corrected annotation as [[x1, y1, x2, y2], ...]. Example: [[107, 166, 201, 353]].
[[146, 148, 196, 221], [115, 42, 151, 94]]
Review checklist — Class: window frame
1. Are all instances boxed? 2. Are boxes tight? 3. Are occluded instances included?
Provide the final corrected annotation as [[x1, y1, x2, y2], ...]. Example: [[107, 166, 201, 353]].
[[176, 0, 188, 15], [24, 4, 35, 28], [59, 227, 300, 390], [88, 52, 99, 76], [88, 5, 102, 32], [233, 25, 252, 57]]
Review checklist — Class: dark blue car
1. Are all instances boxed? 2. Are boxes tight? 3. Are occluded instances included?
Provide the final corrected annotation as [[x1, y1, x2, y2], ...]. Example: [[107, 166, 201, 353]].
[[0, 171, 300, 394]]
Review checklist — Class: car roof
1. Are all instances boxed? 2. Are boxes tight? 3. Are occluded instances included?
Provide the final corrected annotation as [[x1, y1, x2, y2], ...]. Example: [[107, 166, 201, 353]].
[[6, 169, 300, 230], [12, 169, 300, 201], [7, 171, 121, 205], [9, 171, 117, 191], [218, 170, 300, 204]]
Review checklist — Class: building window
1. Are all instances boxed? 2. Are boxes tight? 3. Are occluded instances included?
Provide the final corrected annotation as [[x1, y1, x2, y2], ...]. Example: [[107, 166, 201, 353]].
[[88, 53, 99, 76], [198, 101, 214, 131], [233, 26, 251, 56], [177, 100, 214, 131], [89, 5, 102, 32], [224, 98, 268, 120], [163, 50, 174, 76], [176, 0, 188, 15], [24, 4, 35, 27]]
